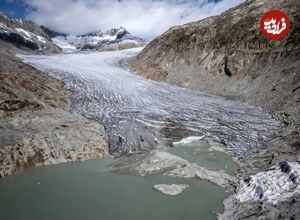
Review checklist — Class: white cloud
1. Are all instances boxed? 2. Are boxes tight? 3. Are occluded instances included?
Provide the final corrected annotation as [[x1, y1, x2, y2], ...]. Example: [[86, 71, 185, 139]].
[[24, 0, 245, 39]]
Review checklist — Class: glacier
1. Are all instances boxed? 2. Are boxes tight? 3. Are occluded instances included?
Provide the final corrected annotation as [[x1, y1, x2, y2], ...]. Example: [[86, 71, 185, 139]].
[[18, 48, 279, 158]]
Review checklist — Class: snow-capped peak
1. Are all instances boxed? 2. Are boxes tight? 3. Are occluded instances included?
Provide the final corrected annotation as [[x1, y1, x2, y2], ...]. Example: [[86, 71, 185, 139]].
[[52, 27, 144, 52], [0, 11, 60, 52]]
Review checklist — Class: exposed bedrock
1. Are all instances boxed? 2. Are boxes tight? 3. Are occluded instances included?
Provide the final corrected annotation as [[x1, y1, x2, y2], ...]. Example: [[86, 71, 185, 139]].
[[0, 47, 108, 177], [130, 0, 300, 126]]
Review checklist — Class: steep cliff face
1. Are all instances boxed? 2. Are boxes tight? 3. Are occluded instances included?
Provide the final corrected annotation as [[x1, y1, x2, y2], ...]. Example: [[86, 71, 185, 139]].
[[130, 0, 300, 125]]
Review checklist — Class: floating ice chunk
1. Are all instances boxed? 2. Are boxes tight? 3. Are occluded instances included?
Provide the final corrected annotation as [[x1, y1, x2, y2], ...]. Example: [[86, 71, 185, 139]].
[[135, 151, 188, 175], [153, 184, 189, 196], [114, 151, 235, 187], [167, 163, 235, 187], [173, 136, 204, 145]]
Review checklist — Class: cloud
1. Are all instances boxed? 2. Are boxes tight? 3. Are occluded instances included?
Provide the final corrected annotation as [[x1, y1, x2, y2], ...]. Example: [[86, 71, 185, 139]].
[[24, 0, 245, 39]]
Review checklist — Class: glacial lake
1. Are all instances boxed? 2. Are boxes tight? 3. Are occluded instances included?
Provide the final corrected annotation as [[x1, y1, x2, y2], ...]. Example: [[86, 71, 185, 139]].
[[5, 47, 277, 220], [0, 146, 235, 220]]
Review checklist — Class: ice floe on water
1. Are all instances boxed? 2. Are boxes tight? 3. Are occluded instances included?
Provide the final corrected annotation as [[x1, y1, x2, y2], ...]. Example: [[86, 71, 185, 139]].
[[113, 150, 236, 187], [167, 162, 235, 188], [236, 162, 300, 204], [173, 136, 205, 145], [153, 184, 189, 196]]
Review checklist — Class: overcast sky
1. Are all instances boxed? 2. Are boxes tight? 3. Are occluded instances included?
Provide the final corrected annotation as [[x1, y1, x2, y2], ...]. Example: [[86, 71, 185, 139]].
[[2, 0, 245, 39]]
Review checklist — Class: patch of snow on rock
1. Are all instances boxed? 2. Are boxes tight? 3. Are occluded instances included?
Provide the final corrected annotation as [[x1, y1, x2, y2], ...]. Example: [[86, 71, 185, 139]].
[[0, 22, 9, 30], [136, 151, 188, 175], [36, 35, 46, 44], [15, 28, 32, 41]]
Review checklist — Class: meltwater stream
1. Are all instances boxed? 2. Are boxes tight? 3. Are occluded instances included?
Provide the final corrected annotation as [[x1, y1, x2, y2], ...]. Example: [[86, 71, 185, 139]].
[[19, 48, 279, 158]]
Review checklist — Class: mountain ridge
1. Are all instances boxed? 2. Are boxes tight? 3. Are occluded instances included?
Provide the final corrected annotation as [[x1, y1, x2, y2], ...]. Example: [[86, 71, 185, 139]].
[[51, 26, 145, 52], [0, 11, 144, 53], [0, 11, 61, 53]]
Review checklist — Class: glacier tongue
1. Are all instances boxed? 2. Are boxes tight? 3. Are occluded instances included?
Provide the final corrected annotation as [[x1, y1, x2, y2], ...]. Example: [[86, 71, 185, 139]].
[[18, 48, 279, 158]]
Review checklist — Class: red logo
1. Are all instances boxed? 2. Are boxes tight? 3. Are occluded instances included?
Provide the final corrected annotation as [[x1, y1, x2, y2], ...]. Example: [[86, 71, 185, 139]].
[[260, 9, 290, 40]]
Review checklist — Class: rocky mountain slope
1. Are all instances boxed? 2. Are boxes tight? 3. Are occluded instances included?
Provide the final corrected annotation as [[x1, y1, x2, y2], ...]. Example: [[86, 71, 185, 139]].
[[0, 12, 61, 53], [130, 0, 300, 219], [45, 26, 145, 52], [0, 38, 108, 177], [131, 0, 299, 125]]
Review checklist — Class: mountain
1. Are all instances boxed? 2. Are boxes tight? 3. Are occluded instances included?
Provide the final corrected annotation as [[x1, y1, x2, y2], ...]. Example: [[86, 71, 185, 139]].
[[0, 12, 108, 177], [0, 11, 144, 53], [49, 27, 145, 52], [129, 0, 300, 219], [0, 11, 61, 53], [131, 0, 300, 126]]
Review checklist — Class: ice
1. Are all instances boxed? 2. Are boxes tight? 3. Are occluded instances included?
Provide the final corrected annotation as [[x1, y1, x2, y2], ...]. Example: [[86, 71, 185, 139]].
[[236, 162, 300, 204], [102, 34, 117, 41], [167, 161, 235, 187], [15, 28, 32, 41], [51, 27, 139, 51], [37, 35, 46, 44], [153, 184, 189, 195], [114, 150, 235, 187], [173, 136, 204, 145], [52, 37, 78, 53], [0, 23, 9, 30], [135, 151, 188, 175], [18, 48, 279, 158]]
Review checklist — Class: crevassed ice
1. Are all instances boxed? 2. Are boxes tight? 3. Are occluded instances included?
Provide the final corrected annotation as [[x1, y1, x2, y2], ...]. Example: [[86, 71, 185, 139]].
[[18, 48, 280, 157], [236, 162, 300, 203]]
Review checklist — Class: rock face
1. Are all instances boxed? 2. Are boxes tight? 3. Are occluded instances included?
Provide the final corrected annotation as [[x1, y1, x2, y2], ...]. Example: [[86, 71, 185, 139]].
[[129, 0, 300, 219], [0, 12, 61, 53], [0, 46, 108, 177]]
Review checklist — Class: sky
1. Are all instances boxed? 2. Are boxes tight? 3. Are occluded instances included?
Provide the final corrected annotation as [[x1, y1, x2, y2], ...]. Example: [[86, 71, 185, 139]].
[[0, 0, 245, 39]]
